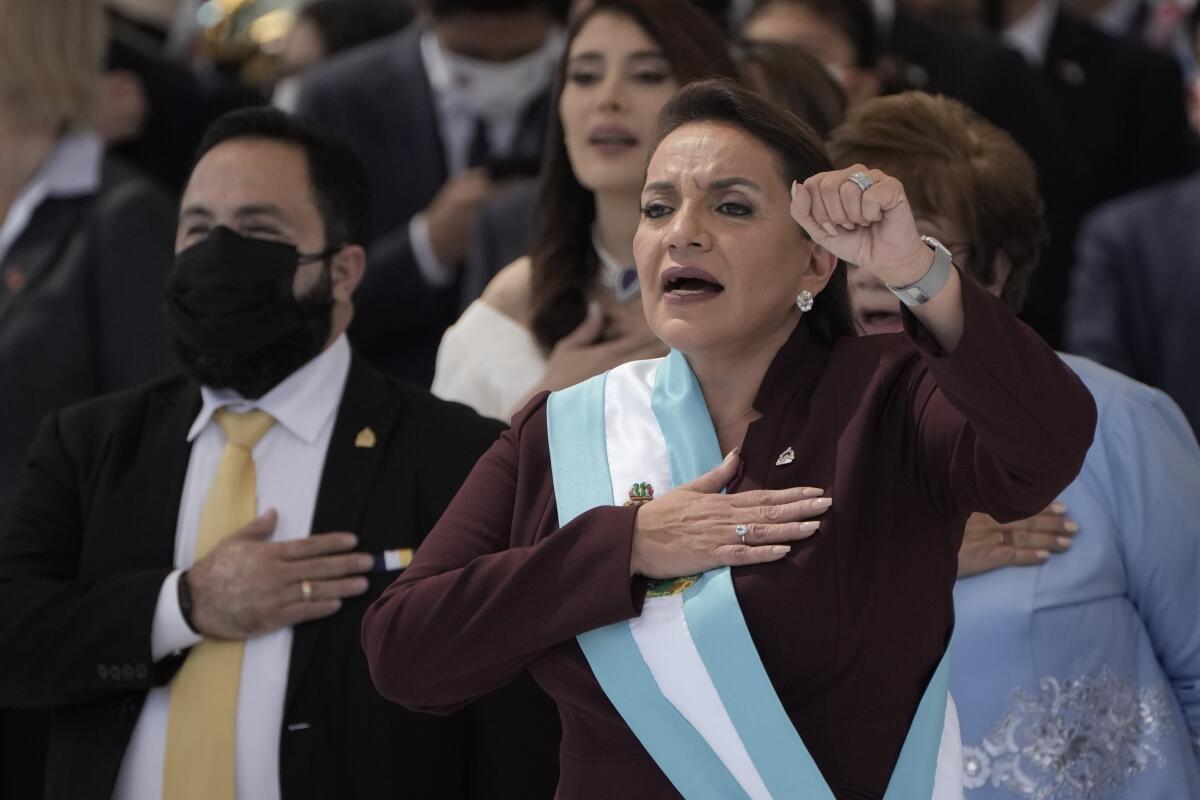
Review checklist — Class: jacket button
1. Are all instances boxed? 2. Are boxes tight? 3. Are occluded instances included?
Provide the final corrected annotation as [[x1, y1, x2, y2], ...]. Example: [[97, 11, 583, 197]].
[[135, 664, 149, 680], [97, 664, 108, 679], [109, 664, 120, 679], [121, 665, 135, 680]]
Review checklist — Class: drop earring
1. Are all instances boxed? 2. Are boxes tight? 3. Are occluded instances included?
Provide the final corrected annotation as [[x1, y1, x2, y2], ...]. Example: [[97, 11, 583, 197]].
[[796, 290, 814, 313]]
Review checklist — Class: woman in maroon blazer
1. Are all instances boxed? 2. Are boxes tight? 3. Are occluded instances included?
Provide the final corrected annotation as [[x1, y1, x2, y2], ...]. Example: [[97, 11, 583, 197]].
[[362, 81, 1097, 798]]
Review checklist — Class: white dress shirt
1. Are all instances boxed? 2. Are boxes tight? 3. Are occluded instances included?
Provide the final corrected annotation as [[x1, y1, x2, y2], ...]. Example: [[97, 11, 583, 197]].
[[113, 335, 351, 800], [1004, 0, 1060, 66], [0, 131, 102, 267], [408, 31, 529, 289]]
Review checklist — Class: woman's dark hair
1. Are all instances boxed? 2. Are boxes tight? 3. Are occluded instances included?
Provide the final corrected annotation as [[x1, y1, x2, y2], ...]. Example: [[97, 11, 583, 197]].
[[528, 0, 739, 351], [652, 79, 858, 346], [746, 0, 878, 68], [734, 39, 847, 139]]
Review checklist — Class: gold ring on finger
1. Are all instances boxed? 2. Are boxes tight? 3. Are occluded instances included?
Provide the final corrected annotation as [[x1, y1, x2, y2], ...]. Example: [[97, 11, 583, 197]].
[[735, 524, 749, 545], [300, 579, 314, 601]]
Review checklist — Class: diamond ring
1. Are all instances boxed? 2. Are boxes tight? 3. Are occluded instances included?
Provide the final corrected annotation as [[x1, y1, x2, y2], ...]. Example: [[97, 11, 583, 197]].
[[735, 524, 749, 545], [848, 171, 873, 192], [300, 579, 314, 601]]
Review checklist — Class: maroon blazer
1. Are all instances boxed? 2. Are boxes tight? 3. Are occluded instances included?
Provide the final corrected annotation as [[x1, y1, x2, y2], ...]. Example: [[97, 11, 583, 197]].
[[362, 278, 1097, 799]]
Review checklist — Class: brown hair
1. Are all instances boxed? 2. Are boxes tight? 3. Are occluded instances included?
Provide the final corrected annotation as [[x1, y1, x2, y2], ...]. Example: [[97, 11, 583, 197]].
[[826, 92, 1046, 312], [746, 0, 879, 67], [651, 79, 858, 346], [528, 0, 739, 351], [0, 0, 107, 132], [734, 39, 847, 139]]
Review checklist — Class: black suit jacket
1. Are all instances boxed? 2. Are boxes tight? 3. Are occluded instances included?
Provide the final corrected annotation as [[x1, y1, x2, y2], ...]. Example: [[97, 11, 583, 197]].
[[296, 25, 551, 386], [0, 158, 175, 517], [1043, 11, 1193, 211], [885, 8, 1084, 346], [0, 356, 561, 799]]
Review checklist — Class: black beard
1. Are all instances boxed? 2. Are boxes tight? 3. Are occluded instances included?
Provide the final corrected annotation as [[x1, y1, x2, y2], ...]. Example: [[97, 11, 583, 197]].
[[170, 271, 334, 399]]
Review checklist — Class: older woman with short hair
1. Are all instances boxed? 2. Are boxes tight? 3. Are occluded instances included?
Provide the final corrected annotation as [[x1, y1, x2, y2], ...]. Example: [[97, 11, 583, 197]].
[[364, 80, 1096, 798], [829, 90, 1200, 799]]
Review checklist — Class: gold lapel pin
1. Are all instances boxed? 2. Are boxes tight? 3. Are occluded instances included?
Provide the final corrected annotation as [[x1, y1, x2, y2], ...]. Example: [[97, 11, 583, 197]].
[[776, 446, 795, 466], [355, 427, 377, 449]]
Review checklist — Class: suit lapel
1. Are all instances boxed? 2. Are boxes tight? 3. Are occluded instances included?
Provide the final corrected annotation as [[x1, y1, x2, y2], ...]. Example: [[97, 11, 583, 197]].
[[0, 195, 91, 328], [285, 356, 406, 711], [392, 25, 448, 191], [145, 381, 202, 569]]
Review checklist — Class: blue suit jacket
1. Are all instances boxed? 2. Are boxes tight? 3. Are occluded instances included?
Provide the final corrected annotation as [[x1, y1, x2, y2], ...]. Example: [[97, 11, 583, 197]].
[[1065, 172, 1200, 436]]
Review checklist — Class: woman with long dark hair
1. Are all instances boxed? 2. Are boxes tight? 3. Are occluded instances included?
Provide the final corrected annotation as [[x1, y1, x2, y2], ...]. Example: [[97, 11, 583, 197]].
[[364, 80, 1096, 797], [431, 0, 738, 420]]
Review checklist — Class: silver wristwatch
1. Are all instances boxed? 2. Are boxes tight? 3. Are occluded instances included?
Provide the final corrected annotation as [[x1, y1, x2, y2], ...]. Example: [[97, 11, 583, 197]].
[[887, 236, 952, 307]]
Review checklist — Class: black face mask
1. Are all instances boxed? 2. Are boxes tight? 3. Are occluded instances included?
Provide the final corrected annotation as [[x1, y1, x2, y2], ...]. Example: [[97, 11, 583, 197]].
[[166, 226, 338, 399]]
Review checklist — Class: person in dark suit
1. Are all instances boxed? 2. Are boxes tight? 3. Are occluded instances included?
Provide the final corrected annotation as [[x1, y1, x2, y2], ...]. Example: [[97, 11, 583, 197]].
[[1065, 171, 1200, 436], [0, 108, 559, 799], [0, 5, 178, 794], [998, 0, 1193, 210], [295, 0, 567, 385], [363, 81, 1096, 797]]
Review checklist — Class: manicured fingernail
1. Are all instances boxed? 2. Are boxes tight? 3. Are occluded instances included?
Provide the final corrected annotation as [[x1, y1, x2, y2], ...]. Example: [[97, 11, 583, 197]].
[[799, 521, 820, 533], [1064, 521, 1079, 533], [791, 180, 799, 199], [772, 546, 791, 554], [841, 223, 855, 230], [1036, 550, 1051, 559], [1056, 537, 1072, 549], [802, 487, 825, 497], [813, 497, 833, 509], [1050, 502, 1068, 514]]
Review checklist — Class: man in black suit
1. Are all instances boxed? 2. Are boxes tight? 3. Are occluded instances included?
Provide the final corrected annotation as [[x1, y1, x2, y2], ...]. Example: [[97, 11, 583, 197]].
[[0, 108, 559, 799], [296, 0, 566, 385], [998, 0, 1193, 209]]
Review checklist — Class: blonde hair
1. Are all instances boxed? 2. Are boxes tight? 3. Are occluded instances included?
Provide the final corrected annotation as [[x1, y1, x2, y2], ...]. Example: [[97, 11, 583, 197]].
[[0, 0, 108, 132]]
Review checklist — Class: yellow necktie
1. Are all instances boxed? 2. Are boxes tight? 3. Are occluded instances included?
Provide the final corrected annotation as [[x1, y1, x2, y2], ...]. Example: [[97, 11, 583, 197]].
[[164, 408, 275, 800]]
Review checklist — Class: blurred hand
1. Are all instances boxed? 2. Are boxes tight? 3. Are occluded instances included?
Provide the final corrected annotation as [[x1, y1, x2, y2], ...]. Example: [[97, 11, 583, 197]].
[[424, 168, 499, 267], [957, 503, 1078, 579], [631, 450, 829, 579], [96, 70, 148, 145], [187, 510, 375, 639], [790, 164, 932, 288], [534, 301, 668, 395]]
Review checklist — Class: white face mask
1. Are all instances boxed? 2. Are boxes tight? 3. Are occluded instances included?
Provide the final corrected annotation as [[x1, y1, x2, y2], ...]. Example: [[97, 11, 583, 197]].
[[435, 30, 564, 120]]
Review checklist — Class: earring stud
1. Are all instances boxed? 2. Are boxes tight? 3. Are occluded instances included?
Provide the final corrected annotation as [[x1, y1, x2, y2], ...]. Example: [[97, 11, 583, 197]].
[[796, 290, 814, 312]]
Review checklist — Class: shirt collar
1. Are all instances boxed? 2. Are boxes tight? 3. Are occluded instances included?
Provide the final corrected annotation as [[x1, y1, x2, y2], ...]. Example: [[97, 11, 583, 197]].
[[1003, 0, 1059, 65], [872, 0, 897, 35], [0, 131, 103, 266], [188, 334, 352, 445], [1094, 0, 1142, 36]]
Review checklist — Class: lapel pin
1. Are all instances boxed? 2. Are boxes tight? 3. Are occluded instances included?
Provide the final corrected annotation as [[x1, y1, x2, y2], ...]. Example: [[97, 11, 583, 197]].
[[776, 447, 796, 466], [624, 482, 655, 506], [4, 266, 26, 293], [354, 427, 377, 449]]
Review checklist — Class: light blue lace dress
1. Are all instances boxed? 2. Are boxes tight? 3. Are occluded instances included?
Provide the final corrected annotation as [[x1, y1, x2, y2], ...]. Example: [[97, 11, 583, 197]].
[[952, 354, 1200, 800]]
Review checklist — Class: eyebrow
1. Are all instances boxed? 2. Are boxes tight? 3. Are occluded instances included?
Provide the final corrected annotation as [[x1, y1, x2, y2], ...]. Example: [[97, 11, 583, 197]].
[[642, 176, 766, 194], [179, 204, 291, 224], [568, 49, 668, 63]]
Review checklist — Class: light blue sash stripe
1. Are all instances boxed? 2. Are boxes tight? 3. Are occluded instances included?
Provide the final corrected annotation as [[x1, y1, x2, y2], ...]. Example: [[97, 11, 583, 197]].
[[883, 650, 951, 799], [548, 374, 749, 798], [653, 352, 839, 799]]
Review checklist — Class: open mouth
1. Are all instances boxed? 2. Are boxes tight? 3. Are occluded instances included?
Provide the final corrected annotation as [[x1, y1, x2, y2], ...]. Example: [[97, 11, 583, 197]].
[[661, 266, 725, 297], [858, 308, 903, 334], [588, 125, 638, 148]]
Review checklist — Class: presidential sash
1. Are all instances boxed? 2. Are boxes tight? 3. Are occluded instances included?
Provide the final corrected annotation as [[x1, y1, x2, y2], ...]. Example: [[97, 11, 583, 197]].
[[547, 350, 960, 799]]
